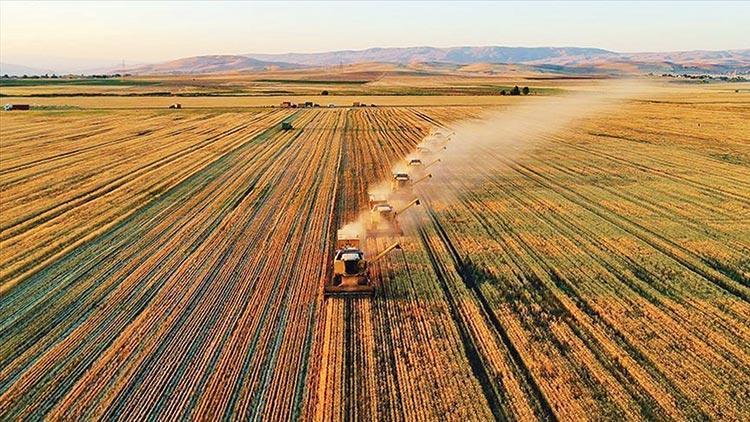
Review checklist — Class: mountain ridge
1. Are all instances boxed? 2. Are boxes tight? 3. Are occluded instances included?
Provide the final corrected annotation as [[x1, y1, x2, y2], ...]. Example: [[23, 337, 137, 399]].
[[6, 46, 750, 76]]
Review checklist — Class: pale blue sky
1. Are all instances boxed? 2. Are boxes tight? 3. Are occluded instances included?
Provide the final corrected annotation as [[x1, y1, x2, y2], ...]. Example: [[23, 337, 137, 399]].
[[1, 1, 748, 67]]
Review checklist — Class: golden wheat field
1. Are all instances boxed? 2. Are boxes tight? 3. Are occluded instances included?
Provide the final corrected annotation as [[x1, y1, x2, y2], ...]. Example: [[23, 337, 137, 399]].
[[1, 82, 749, 420]]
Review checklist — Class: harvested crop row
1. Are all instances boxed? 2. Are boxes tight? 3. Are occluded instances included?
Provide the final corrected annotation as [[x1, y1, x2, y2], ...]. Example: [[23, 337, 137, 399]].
[[1, 106, 490, 420], [0, 109, 289, 292], [407, 98, 750, 420], [2, 98, 748, 420]]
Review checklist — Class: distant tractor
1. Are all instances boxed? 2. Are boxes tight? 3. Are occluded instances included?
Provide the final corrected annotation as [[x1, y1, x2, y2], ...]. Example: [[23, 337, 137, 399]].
[[325, 229, 402, 297], [4, 104, 30, 111], [281, 121, 294, 130]]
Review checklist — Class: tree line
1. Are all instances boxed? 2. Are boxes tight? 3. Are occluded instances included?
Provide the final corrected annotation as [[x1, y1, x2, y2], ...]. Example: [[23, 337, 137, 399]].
[[500, 86, 530, 96]]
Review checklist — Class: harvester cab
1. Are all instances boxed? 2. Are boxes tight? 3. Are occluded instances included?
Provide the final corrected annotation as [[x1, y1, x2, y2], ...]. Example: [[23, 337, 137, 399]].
[[325, 229, 401, 297]]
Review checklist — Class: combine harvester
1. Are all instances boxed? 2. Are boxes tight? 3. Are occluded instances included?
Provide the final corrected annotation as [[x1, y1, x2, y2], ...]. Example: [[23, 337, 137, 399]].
[[391, 172, 432, 198], [323, 127, 450, 298], [324, 230, 401, 297], [367, 198, 420, 236]]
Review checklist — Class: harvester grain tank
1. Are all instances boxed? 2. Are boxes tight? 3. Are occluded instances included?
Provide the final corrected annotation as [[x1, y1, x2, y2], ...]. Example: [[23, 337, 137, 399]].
[[325, 230, 401, 297], [368, 203, 395, 235], [391, 173, 411, 191]]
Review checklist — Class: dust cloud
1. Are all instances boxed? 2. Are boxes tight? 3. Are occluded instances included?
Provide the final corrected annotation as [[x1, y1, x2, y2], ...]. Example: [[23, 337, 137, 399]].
[[338, 79, 655, 246], [412, 80, 655, 203]]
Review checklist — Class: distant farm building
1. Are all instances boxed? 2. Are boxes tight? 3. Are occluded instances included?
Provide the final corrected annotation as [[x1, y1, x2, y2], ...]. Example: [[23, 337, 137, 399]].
[[4, 104, 30, 111]]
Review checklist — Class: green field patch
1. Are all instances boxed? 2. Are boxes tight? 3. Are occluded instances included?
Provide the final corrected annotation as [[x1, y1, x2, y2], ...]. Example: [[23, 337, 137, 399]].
[[254, 79, 370, 85]]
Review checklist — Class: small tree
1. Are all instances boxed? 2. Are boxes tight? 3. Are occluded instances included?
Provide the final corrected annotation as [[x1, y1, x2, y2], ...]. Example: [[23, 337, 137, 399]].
[[510, 85, 521, 96], [522, 86, 530, 95], [321, 90, 329, 95], [500, 90, 506, 96]]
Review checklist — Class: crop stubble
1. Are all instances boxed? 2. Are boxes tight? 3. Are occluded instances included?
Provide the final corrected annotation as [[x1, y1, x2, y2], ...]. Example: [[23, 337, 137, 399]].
[[1, 95, 749, 420]]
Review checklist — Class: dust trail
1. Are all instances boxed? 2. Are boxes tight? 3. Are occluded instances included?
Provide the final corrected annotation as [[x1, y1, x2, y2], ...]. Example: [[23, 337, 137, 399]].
[[402, 79, 656, 229], [338, 80, 654, 246]]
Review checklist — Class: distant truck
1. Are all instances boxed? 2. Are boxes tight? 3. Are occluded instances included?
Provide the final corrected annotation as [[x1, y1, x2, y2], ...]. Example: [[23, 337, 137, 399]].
[[4, 104, 30, 111]]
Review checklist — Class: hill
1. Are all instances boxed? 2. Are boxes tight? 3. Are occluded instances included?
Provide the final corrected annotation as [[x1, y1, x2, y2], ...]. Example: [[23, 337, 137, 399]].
[[0, 62, 51, 76], [11, 46, 749, 76], [124, 55, 300, 75], [245, 46, 616, 66]]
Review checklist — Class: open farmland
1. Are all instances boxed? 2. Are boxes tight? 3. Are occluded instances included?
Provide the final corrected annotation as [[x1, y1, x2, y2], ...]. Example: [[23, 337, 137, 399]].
[[1, 85, 749, 420]]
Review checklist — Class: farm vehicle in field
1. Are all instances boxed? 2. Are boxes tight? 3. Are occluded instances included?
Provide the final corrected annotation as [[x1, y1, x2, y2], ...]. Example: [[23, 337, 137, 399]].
[[325, 230, 402, 297], [391, 172, 432, 197], [367, 198, 420, 236]]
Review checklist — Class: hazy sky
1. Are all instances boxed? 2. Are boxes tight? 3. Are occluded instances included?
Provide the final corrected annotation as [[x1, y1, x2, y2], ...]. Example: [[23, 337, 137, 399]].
[[1, 1, 748, 68]]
